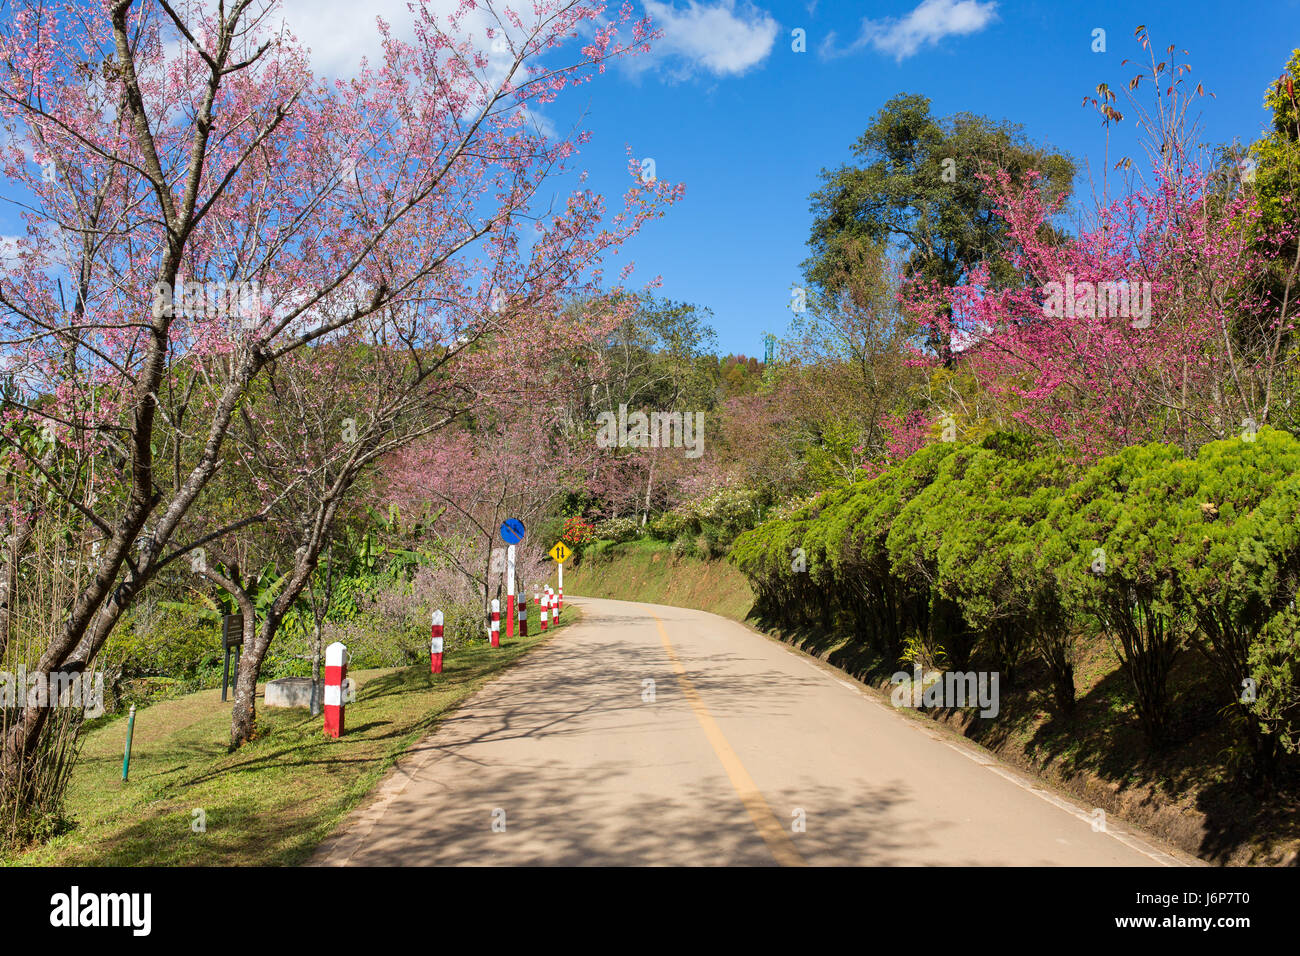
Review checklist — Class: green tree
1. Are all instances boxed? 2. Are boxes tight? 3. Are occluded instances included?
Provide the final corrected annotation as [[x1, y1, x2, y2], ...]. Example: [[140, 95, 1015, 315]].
[[1250, 51, 1300, 283], [590, 298, 721, 523], [782, 238, 925, 481], [804, 94, 1075, 364], [1248, 51, 1300, 432]]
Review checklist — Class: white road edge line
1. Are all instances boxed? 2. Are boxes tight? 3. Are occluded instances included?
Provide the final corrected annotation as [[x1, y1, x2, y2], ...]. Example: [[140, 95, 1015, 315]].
[[786, 637, 1189, 866], [940, 740, 1186, 866]]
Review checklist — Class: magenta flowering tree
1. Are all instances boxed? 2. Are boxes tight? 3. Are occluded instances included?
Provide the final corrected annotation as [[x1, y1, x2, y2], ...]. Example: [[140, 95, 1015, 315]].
[[910, 167, 1275, 456], [901, 38, 1299, 458], [0, 0, 678, 776]]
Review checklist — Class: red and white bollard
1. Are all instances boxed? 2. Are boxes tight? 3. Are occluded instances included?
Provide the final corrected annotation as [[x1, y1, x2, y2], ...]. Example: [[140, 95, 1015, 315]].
[[489, 598, 500, 648], [430, 609, 444, 674], [540, 597, 549, 632], [517, 590, 527, 637], [324, 641, 348, 738]]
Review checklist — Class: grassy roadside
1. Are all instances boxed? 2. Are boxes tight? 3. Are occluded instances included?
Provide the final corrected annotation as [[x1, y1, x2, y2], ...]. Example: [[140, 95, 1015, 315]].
[[570, 542, 1300, 865], [3, 609, 573, 867], [563, 538, 754, 621]]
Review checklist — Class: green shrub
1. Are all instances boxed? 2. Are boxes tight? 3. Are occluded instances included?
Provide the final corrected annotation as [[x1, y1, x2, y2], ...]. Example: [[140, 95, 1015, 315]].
[[1036, 441, 1191, 745], [106, 605, 223, 695], [671, 534, 698, 559], [594, 516, 644, 543], [649, 511, 686, 540], [1176, 431, 1300, 769], [1249, 598, 1300, 755], [888, 444, 988, 669], [650, 485, 764, 547], [730, 427, 1300, 769], [926, 447, 1078, 702]]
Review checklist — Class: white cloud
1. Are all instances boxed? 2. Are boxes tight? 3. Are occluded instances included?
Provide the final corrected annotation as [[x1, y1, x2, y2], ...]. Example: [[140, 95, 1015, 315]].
[[274, 0, 419, 78], [641, 1, 779, 78], [244, 2, 548, 129], [0, 234, 21, 269], [822, 0, 997, 62], [176, 2, 780, 94], [182, 1, 517, 84], [162, 1, 424, 79]]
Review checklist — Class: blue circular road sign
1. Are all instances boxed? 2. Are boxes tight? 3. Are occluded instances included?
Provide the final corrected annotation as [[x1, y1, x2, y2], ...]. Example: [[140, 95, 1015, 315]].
[[500, 518, 525, 544]]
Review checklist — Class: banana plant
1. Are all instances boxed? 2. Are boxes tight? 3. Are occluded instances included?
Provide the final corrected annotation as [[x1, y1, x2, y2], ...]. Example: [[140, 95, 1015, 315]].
[[159, 560, 294, 626]]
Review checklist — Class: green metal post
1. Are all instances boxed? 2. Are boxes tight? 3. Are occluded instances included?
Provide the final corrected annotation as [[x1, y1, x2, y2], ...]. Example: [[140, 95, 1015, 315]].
[[122, 704, 136, 781]]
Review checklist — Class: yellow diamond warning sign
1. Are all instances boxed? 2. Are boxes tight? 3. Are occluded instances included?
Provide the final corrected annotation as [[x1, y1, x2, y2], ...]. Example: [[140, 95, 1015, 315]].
[[549, 542, 571, 563]]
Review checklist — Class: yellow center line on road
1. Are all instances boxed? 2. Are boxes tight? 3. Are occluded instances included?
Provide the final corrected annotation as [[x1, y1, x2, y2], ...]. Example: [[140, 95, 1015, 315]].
[[650, 610, 807, 867]]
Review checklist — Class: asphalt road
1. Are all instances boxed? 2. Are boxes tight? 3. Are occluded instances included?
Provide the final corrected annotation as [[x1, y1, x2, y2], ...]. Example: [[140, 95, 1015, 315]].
[[309, 596, 1197, 867]]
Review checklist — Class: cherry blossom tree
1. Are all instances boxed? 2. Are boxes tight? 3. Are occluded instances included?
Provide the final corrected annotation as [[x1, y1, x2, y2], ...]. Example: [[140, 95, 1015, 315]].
[[0, 0, 677, 780], [902, 36, 1298, 458], [382, 405, 586, 620]]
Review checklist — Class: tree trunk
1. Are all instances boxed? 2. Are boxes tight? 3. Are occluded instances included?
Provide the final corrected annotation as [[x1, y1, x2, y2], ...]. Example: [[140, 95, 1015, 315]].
[[230, 611, 268, 749], [482, 544, 494, 631], [310, 621, 323, 718], [229, 519, 333, 748], [641, 456, 655, 527], [0, 519, 35, 661]]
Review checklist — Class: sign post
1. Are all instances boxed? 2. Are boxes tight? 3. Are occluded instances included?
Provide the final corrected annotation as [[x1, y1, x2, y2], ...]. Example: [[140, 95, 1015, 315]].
[[500, 520, 524, 644], [121, 704, 136, 782], [549, 542, 570, 619], [506, 545, 516, 642], [221, 612, 244, 702]]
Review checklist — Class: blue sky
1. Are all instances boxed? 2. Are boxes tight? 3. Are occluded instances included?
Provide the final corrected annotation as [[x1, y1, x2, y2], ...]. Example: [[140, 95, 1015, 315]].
[[3, 0, 1295, 357], [556, 0, 1299, 355]]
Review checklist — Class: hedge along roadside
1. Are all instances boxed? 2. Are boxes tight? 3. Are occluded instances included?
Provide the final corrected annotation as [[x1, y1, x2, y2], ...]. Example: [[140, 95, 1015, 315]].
[[729, 427, 1300, 777]]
